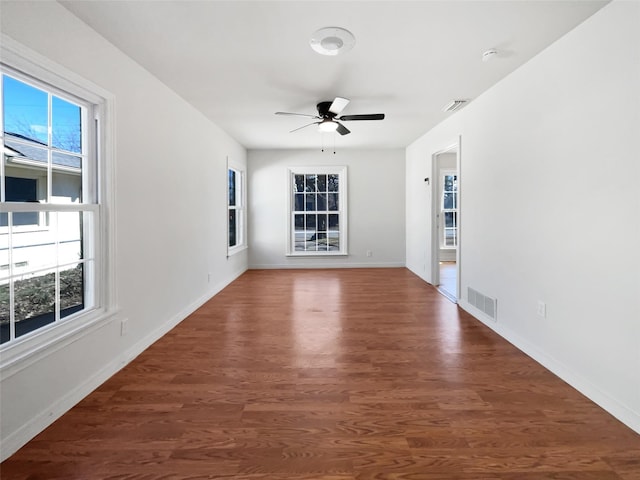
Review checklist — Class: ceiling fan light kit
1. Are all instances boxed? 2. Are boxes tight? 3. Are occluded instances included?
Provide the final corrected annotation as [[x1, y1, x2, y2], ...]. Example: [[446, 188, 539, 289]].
[[310, 27, 356, 56], [318, 120, 339, 132]]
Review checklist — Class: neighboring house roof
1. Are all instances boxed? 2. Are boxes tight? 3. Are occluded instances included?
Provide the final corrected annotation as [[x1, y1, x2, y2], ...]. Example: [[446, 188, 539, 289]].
[[3, 132, 81, 170]]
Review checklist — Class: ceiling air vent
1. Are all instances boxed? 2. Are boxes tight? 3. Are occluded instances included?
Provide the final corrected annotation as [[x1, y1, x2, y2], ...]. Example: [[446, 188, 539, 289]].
[[442, 99, 469, 113]]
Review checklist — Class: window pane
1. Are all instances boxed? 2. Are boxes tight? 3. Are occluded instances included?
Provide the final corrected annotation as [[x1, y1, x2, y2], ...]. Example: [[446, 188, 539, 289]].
[[444, 212, 457, 228], [444, 229, 457, 247], [328, 193, 339, 211], [11, 212, 39, 227], [58, 211, 83, 264], [5, 176, 36, 202], [444, 175, 454, 191], [443, 192, 455, 209], [294, 193, 304, 212], [228, 169, 236, 206], [12, 225, 57, 273], [3, 177, 39, 226], [2, 210, 40, 228], [294, 232, 307, 251], [294, 214, 304, 230], [305, 175, 316, 192], [2, 75, 48, 145], [0, 282, 9, 344], [0, 234, 9, 279], [52, 96, 82, 153], [52, 170, 82, 203], [294, 175, 305, 193], [317, 214, 327, 232], [328, 232, 340, 250], [14, 270, 56, 339], [317, 174, 327, 192], [228, 209, 237, 247], [60, 263, 84, 319], [317, 192, 327, 211], [52, 151, 82, 170], [305, 214, 316, 229], [305, 193, 315, 211], [328, 214, 339, 230], [328, 174, 339, 192], [5, 138, 48, 163]]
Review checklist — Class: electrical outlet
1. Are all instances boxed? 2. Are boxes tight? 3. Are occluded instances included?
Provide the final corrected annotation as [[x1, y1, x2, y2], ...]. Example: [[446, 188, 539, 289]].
[[208, 273, 212, 283], [366, 250, 373, 257], [120, 318, 129, 336], [536, 301, 546, 318]]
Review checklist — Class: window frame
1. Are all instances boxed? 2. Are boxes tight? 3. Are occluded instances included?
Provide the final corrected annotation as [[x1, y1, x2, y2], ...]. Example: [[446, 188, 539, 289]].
[[227, 158, 246, 256], [0, 36, 116, 375], [286, 165, 348, 256]]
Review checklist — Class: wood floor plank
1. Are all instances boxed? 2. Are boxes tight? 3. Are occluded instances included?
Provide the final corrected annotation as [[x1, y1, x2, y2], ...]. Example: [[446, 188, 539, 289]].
[[2, 268, 639, 479]]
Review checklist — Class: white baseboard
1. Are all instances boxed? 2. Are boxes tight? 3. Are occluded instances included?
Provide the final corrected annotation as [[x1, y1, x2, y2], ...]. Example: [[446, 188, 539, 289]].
[[248, 262, 405, 269], [0, 267, 247, 461], [458, 299, 640, 435]]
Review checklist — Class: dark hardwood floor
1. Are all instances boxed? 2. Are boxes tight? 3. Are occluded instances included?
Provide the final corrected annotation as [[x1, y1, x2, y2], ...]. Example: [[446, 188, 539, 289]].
[[2, 268, 639, 479]]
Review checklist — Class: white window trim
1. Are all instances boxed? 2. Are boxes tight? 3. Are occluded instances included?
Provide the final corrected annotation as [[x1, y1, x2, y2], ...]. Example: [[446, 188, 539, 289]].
[[0, 35, 117, 378], [227, 157, 246, 256], [286, 165, 348, 257]]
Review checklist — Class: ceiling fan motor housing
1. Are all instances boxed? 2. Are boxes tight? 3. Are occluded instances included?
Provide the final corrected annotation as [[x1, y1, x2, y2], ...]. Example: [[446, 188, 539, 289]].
[[317, 101, 335, 118]]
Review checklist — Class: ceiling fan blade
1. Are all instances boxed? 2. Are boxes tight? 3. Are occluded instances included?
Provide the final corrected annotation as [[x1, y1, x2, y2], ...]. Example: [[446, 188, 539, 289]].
[[329, 97, 350, 115], [290, 121, 320, 133], [275, 112, 319, 119], [336, 122, 350, 136], [338, 113, 385, 121]]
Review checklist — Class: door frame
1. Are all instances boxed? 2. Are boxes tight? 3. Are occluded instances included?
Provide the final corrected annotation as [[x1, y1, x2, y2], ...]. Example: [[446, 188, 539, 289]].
[[430, 136, 461, 301]]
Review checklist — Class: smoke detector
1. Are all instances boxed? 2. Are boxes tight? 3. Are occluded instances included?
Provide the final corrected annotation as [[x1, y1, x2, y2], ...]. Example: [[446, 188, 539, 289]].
[[310, 27, 356, 56]]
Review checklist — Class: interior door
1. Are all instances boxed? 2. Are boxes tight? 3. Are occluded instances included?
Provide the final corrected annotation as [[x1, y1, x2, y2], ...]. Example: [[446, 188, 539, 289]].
[[431, 139, 460, 302]]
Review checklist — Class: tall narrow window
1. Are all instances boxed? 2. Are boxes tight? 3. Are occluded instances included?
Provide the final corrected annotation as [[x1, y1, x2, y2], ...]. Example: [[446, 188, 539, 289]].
[[441, 173, 458, 248], [227, 163, 245, 254], [287, 166, 347, 256], [1, 59, 107, 353]]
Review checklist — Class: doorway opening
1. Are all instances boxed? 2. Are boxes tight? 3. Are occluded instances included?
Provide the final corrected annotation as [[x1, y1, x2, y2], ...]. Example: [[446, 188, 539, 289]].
[[431, 140, 460, 302]]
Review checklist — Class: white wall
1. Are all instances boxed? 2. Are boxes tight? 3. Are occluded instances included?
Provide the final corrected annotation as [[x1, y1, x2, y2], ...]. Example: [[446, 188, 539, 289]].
[[0, 1, 247, 458], [406, 0, 640, 432], [248, 149, 405, 269]]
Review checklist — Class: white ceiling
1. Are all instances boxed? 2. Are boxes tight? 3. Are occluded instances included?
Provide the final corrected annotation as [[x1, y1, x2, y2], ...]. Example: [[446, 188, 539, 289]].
[[60, 0, 609, 150]]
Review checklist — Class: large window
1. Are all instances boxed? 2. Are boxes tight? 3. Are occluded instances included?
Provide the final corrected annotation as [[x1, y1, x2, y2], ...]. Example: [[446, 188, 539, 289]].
[[227, 161, 245, 254], [441, 172, 458, 248], [1, 49, 110, 357], [287, 166, 347, 255]]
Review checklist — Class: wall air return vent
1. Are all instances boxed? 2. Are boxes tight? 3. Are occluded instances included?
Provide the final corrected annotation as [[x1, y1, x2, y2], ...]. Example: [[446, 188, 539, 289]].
[[442, 99, 469, 113], [468, 287, 497, 321]]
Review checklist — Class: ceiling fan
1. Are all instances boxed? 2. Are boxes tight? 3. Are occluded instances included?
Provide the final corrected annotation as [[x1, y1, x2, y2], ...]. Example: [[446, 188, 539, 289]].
[[275, 97, 384, 135]]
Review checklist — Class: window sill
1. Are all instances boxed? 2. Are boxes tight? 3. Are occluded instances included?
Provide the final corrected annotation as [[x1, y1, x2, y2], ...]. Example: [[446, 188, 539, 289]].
[[0, 307, 119, 380], [286, 252, 348, 257], [227, 245, 247, 257]]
